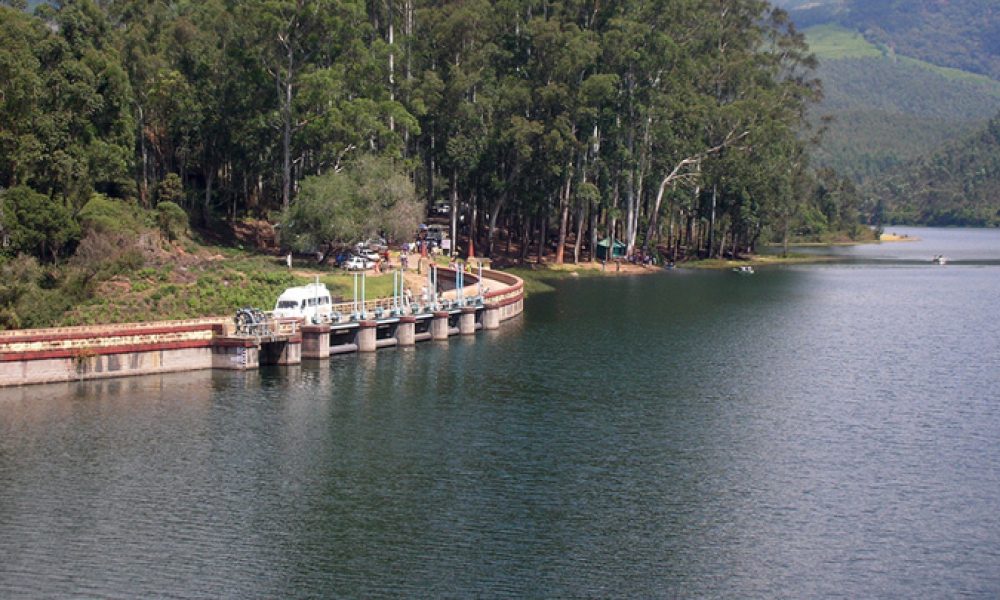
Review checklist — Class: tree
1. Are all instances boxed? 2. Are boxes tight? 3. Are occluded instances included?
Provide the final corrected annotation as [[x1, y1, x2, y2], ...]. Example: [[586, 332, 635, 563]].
[[280, 155, 420, 260], [0, 186, 80, 263]]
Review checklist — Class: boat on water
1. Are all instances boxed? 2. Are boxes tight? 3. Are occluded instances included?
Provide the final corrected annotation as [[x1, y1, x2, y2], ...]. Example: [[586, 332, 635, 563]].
[[733, 265, 755, 274], [272, 281, 334, 321], [932, 255, 948, 265]]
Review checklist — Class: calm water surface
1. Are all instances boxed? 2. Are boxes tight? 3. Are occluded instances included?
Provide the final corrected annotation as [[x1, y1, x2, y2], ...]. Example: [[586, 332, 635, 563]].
[[2, 228, 1000, 598]]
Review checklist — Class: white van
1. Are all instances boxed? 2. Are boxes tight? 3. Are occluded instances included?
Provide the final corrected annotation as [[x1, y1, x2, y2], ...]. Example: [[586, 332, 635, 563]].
[[272, 282, 334, 322]]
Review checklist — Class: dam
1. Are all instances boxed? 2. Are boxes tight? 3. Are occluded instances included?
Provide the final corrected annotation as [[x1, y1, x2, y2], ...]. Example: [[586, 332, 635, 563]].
[[0, 268, 523, 387]]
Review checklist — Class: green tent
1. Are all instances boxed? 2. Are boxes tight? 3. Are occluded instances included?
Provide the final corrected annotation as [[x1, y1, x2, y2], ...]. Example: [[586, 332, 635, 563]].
[[596, 237, 626, 260]]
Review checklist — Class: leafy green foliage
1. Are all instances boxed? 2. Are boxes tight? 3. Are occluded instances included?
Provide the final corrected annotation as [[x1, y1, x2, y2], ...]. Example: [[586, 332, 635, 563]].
[[78, 193, 143, 234], [0, 186, 80, 262], [280, 155, 420, 255], [156, 201, 189, 241], [155, 174, 185, 207], [0, 3, 135, 202], [872, 113, 1000, 226]]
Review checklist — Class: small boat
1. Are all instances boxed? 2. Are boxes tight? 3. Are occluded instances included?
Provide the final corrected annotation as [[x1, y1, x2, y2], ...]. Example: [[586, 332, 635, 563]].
[[733, 265, 755, 274], [932, 255, 948, 265]]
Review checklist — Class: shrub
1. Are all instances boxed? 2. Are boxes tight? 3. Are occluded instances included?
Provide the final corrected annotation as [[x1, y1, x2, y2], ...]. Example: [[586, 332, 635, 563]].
[[0, 186, 80, 263], [155, 173, 185, 206], [71, 230, 146, 279], [156, 201, 189, 241], [77, 194, 142, 235]]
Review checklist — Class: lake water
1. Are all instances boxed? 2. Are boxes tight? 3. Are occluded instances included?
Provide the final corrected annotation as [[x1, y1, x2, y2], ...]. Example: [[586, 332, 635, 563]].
[[2, 227, 1000, 598]]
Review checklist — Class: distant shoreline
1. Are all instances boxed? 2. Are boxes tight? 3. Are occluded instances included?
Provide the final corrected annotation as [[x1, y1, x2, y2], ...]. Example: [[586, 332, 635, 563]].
[[770, 232, 921, 248], [879, 232, 921, 242]]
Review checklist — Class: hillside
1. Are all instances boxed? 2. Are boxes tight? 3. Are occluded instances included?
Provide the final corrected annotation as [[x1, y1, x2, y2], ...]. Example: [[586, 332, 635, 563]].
[[841, 0, 1000, 82], [778, 0, 1000, 81], [873, 114, 1000, 227], [804, 25, 1000, 181]]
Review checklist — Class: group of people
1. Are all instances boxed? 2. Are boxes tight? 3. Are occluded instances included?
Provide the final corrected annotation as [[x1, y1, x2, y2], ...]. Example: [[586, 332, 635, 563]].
[[627, 252, 657, 267]]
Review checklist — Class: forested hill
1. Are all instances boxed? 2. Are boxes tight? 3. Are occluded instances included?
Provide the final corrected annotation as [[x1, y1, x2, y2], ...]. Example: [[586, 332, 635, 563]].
[[839, 0, 1000, 82], [873, 114, 1000, 227], [776, 0, 1000, 80], [802, 25, 1000, 182]]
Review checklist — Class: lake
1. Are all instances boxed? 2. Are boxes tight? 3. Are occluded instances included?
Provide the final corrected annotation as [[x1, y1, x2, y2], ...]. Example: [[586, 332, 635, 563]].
[[2, 227, 999, 597]]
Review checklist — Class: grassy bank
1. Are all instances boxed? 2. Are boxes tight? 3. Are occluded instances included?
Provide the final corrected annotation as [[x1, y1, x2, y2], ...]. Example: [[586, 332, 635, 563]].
[[63, 251, 403, 327], [1, 236, 405, 329]]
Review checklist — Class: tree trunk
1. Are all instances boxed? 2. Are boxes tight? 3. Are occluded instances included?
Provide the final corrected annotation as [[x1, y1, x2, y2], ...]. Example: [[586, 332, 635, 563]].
[[708, 185, 717, 257], [555, 166, 572, 264], [138, 104, 149, 208], [387, 0, 395, 133], [589, 201, 598, 262], [573, 203, 585, 264], [536, 216, 547, 264], [203, 167, 214, 225], [667, 205, 675, 258], [624, 171, 636, 257], [783, 213, 790, 257], [519, 218, 530, 263], [450, 170, 459, 256], [505, 216, 512, 255], [280, 43, 294, 211]]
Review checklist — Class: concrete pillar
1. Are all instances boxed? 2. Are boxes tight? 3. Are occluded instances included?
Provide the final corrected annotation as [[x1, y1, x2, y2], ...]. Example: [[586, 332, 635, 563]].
[[483, 303, 501, 330], [274, 338, 301, 365], [459, 306, 477, 335], [301, 324, 331, 359], [431, 311, 451, 340], [357, 320, 378, 352], [397, 316, 416, 346], [212, 339, 259, 370]]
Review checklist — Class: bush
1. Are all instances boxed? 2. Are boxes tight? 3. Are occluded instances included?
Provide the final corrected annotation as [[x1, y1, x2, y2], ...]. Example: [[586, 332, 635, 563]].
[[0, 186, 80, 263], [77, 194, 142, 235], [155, 173, 185, 206], [71, 230, 145, 280], [156, 201, 189, 241]]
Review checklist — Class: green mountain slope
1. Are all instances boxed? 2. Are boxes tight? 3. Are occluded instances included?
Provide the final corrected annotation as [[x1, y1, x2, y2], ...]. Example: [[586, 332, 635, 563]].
[[841, 0, 1000, 81], [873, 115, 1000, 226], [805, 26, 1000, 181], [778, 0, 1000, 81]]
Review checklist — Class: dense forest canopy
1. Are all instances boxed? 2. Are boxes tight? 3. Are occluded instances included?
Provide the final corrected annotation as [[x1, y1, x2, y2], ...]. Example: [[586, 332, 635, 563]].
[[2, 0, 869, 281], [806, 46, 1000, 182], [873, 113, 1000, 227], [770, 1, 1000, 225]]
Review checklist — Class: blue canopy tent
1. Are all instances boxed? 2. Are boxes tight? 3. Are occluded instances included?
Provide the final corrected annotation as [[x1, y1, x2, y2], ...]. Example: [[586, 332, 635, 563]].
[[596, 237, 627, 260]]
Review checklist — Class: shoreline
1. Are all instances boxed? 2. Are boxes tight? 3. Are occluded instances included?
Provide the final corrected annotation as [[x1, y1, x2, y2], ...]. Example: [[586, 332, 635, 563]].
[[772, 231, 921, 247], [502, 253, 843, 285], [879, 232, 921, 242]]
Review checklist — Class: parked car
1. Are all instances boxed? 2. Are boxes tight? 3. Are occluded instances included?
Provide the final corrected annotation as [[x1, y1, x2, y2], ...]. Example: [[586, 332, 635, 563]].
[[426, 225, 446, 243], [357, 247, 380, 262], [364, 237, 388, 251], [342, 255, 375, 271]]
